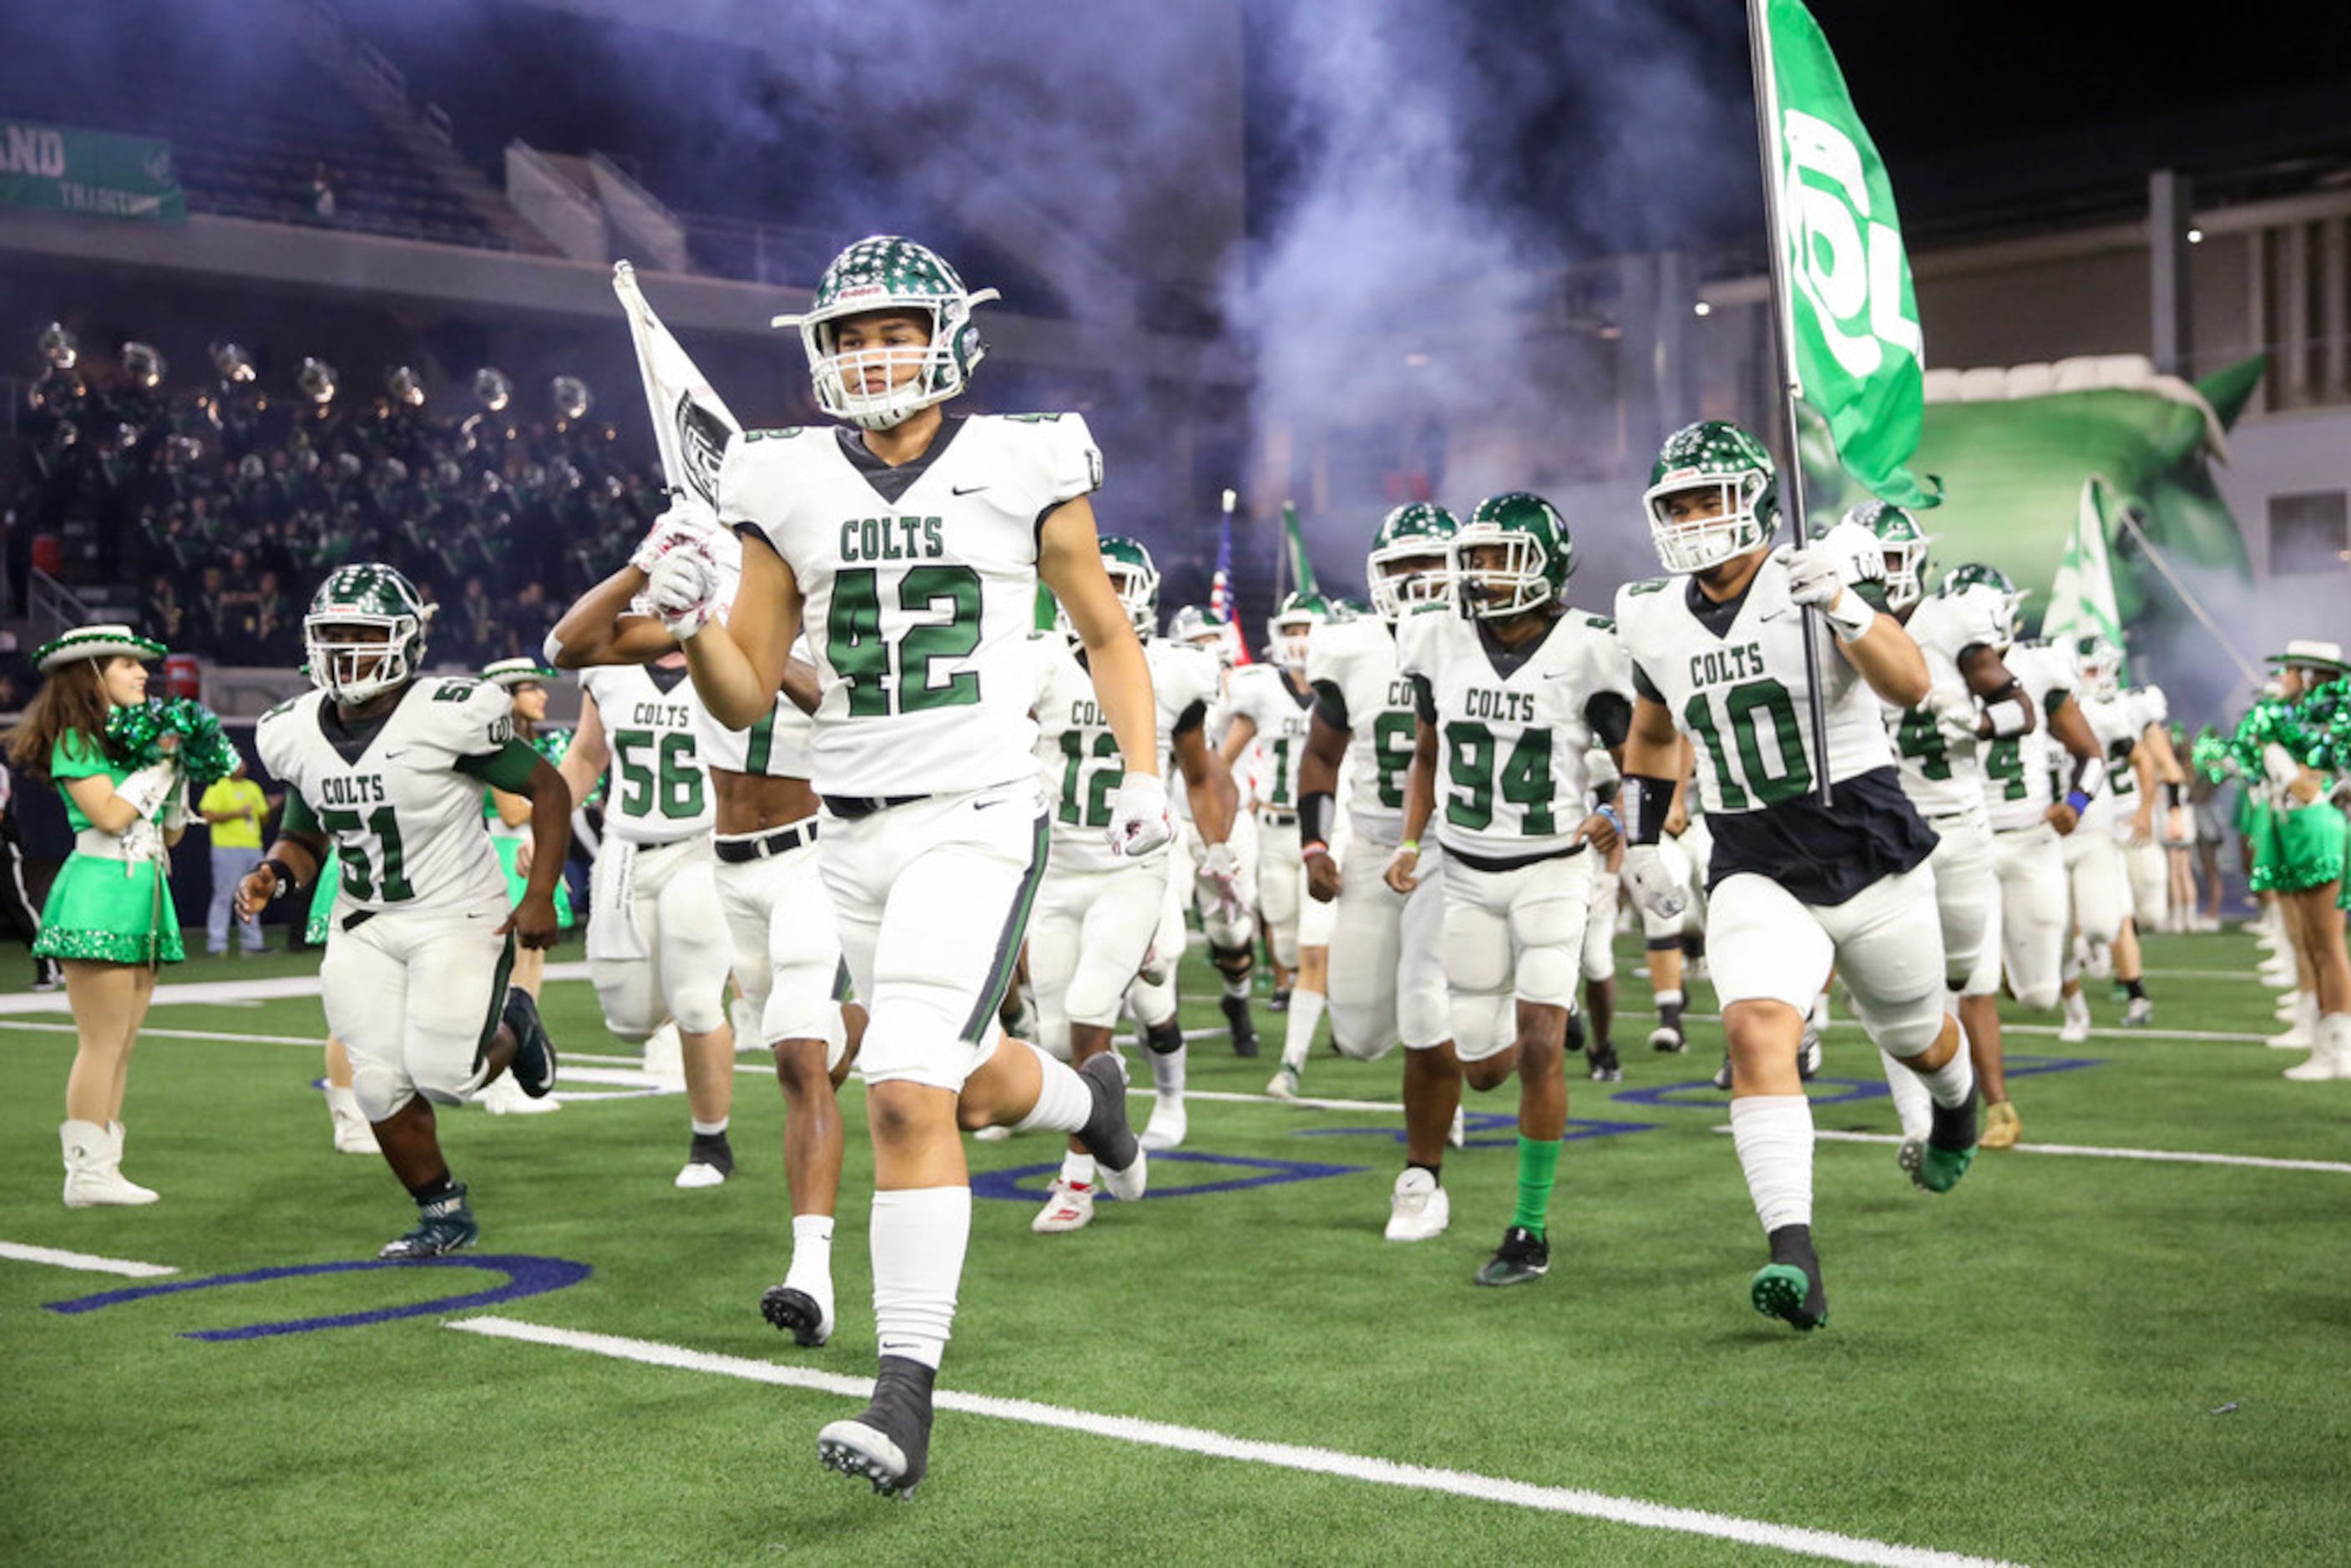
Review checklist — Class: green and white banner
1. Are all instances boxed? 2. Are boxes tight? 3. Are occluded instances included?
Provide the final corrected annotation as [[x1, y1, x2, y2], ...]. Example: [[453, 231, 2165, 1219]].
[[1757, 0, 1931, 507], [0, 118, 185, 223], [2041, 476, 2130, 680]]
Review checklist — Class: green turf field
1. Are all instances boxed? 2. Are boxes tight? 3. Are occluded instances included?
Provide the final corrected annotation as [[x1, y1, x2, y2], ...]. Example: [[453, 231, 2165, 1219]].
[[3, 928, 2347, 1565]]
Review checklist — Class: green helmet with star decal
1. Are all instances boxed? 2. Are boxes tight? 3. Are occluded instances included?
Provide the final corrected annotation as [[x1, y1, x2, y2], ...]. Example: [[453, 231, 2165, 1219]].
[[1367, 502, 1459, 622], [771, 235, 1002, 432], [1642, 420, 1780, 574], [1845, 500, 1934, 613], [1097, 535, 1160, 636], [1454, 492, 1572, 619], [1267, 590, 1332, 667], [305, 563, 432, 705]]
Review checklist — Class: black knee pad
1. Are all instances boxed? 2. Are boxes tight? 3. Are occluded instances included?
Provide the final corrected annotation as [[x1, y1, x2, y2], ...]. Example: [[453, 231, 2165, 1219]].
[[1210, 942, 1255, 982]]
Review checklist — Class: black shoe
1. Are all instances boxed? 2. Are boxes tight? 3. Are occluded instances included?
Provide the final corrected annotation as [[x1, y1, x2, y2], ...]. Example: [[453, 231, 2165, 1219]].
[[503, 986, 557, 1098], [677, 1130, 735, 1188], [1711, 1052, 1733, 1091], [1076, 1053, 1145, 1200], [818, 1356, 936, 1498], [1751, 1222, 1828, 1331], [761, 1282, 832, 1348], [1473, 1225, 1550, 1287], [1220, 994, 1259, 1058], [380, 1184, 478, 1259], [1587, 1039, 1623, 1082], [1268, 987, 1292, 1014], [1914, 1082, 1979, 1194]]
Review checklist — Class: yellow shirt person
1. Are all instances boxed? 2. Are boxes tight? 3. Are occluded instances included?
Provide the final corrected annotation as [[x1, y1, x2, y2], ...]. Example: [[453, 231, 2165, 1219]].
[[200, 761, 276, 955]]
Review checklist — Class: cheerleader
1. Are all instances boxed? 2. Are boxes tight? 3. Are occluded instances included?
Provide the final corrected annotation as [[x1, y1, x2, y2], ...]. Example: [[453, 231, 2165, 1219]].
[[1, 626, 186, 1206]]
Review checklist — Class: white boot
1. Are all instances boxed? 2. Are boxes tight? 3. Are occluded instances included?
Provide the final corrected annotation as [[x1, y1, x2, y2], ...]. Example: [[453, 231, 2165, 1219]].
[[62, 1120, 159, 1208], [2284, 1014, 2351, 1081], [326, 1086, 382, 1152], [2268, 992, 2318, 1050]]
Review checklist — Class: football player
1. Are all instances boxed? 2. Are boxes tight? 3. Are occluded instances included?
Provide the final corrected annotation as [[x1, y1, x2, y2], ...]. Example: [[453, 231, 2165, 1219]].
[[1615, 422, 1979, 1334], [1026, 538, 1239, 1228], [562, 650, 741, 1185], [1161, 603, 1261, 1055], [1297, 501, 1465, 1240], [649, 235, 1160, 1498], [549, 523, 863, 1347], [1388, 493, 1633, 1287], [1220, 590, 1330, 1055], [2069, 637, 2161, 1026], [242, 564, 566, 1257], [1864, 519, 2040, 1159]]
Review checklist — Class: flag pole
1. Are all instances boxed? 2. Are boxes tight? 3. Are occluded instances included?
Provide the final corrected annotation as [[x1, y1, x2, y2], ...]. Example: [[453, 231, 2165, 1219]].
[[2111, 507, 2263, 685], [1746, 0, 1835, 807]]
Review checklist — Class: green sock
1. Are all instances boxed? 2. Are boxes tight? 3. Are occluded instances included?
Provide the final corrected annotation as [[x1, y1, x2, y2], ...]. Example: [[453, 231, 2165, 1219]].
[[1512, 1136, 1561, 1237]]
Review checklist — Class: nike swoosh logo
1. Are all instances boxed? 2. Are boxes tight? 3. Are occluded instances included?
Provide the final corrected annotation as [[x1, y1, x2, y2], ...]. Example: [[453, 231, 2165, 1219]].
[[973, 797, 1007, 810], [951, 483, 989, 496], [382, 749, 411, 759]]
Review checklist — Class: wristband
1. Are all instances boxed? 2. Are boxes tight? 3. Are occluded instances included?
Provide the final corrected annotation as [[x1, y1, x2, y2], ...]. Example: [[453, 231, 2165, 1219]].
[[1398, 838, 1419, 856], [2065, 790, 2091, 816], [1301, 839, 1330, 861], [1596, 804, 1623, 834], [261, 857, 301, 902]]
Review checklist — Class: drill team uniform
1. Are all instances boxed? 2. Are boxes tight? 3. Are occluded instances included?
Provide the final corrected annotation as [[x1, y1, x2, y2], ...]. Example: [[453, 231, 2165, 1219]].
[[719, 412, 1097, 1091]]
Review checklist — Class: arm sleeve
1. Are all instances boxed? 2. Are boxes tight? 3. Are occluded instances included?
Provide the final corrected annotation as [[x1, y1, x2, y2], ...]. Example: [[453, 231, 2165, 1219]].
[[1410, 675, 1436, 723], [281, 785, 319, 834], [1585, 691, 1633, 750], [1312, 679, 1349, 731], [455, 739, 546, 792], [1631, 662, 1664, 703]]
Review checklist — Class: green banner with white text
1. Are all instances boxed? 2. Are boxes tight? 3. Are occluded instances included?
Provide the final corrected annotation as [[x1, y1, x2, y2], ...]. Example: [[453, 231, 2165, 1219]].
[[0, 118, 185, 223]]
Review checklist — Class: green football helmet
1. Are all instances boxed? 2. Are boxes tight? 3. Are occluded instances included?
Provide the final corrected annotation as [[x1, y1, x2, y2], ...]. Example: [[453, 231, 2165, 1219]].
[[306, 564, 431, 704], [1367, 502, 1459, 622], [1934, 562, 2023, 650], [1098, 535, 1160, 636], [1642, 421, 1779, 574], [1844, 500, 1934, 613], [771, 236, 1001, 432], [1453, 493, 1572, 619], [1328, 595, 1371, 624], [1267, 590, 1332, 667], [2073, 634, 2123, 701]]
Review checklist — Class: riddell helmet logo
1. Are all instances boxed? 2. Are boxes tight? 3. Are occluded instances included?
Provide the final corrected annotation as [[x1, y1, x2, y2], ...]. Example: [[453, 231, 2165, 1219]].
[[1661, 467, 1701, 485], [836, 283, 889, 302]]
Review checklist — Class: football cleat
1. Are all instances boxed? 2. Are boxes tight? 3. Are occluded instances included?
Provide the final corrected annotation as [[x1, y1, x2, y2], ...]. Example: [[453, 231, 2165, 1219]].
[[1587, 1040, 1623, 1082], [380, 1185, 477, 1259], [1711, 1053, 1734, 1091], [675, 1130, 735, 1189], [817, 1356, 936, 1498], [1896, 1138, 1924, 1181], [1647, 1020, 1686, 1054], [1911, 1085, 1979, 1193], [1076, 1054, 1146, 1201], [1030, 1177, 1095, 1233], [1220, 994, 1260, 1058], [2119, 996, 2154, 1028], [1751, 1224, 1828, 1331], [969, 1124, 1014, 1142], [1266, 1064, 1302, 1100], [1140, 1095, 1188, 1153], [478, 1073, 560, 1117], [761, 1279, 836, 1348], [1980, 1100, 2023, 1151], [1385, 1167, 1450, 1242], [1268, 987, 1292, 1014], [503, 985, 558, 1098], [2057, 993, 2092, 1044], [1473, 1225, 1550, 1287]]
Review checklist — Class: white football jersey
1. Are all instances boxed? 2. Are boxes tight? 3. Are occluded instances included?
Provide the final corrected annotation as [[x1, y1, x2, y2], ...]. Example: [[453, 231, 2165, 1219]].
[[1398, 607, 1632, 858], [1615, 560, 1893, 815], [1029, 632, 1218, 873], [2080, 685, 2161, 831], [1305, 610, 1425, 846], [1883, 588, 2008, 820], [1223, 663, 1317, 811], [718, 412, 1103, 797], [579, 663, 715, 845], [257, 676, 514, 916], [1983, 640, 2075, 832]]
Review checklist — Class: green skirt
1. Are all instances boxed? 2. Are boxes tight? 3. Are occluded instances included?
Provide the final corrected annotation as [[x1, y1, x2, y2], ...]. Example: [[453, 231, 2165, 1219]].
[[2264, 802, 2347, 894], [493, 837, 574, 929], [35, 852, 186, 966]]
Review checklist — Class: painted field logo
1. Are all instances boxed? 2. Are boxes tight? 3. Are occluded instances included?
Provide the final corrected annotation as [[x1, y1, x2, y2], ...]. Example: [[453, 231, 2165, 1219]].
[[1782, 108, 1919, 381]]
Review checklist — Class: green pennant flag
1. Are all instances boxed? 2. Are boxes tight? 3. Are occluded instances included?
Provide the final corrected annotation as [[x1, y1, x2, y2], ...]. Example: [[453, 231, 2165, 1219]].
[[1281, 503, 1318, 596], [1759, 0, 1934, 508], [2040, 475, 2129, 682]]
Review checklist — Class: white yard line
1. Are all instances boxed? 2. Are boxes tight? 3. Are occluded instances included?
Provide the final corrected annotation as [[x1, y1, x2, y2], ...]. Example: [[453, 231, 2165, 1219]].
[[1771, 1127, 2351, 1175], [0, 1240, 179, 1277], [447, 1315, 2016, 1568]]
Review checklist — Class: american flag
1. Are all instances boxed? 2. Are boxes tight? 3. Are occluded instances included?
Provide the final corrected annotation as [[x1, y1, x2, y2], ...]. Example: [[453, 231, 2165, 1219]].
[[1209, 496, 1251, 665]]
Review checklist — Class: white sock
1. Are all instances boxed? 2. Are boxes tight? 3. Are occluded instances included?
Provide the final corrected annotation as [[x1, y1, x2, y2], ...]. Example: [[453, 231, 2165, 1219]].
[[1281, 989, 1325, 1070], [2062, 988, 2089, 1024], [1011, 1040, 1091, 1134], [691, 1117, 730, 1136], [786, 1213, 834, 1288], [1913, 1026, 1977, 1110], [1729, 1095, 1813, 1233], [1877, 1047, 1934, 1141], [868, 1186, 968, 1371], [325, 1085, 361, 1119], [1059, 1150, 1098, 1187], [1150, 1042, 1187, 1100]]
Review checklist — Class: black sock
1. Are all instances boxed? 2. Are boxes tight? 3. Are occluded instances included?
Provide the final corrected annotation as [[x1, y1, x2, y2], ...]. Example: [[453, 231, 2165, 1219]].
[[1565, 1012, 1586, 1052], [2123, 978, 2147, 1001], [1408, 1160, 1443, 1185], [407, 1171, 458, 1205], [690, 1129, 735, 1172]]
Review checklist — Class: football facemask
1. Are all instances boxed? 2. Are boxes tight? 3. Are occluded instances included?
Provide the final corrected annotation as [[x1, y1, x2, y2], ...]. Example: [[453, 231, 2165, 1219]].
[[1643, 421, 1778, 575], [774, 236, 1000, 432]]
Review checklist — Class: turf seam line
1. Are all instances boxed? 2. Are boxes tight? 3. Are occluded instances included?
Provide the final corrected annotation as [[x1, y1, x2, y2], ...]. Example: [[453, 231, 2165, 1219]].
[[448, 1316, 2020, 1568], [0, 1240, 180, 1277]]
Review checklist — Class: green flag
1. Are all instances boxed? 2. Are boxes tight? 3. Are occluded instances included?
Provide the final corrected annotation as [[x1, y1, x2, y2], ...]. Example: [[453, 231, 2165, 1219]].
[[1281, 503, 1318, 597], [2040, 476, 2129, 680], [1758, 0, 1933, 507]]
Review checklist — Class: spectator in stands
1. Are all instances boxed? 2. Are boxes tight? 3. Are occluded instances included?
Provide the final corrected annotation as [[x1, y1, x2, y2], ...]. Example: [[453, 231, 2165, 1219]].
[[251, 569, 297, 662], [142, 574, 184, 643], [199, 752, 276, 956], [309, 161, 341, 222]]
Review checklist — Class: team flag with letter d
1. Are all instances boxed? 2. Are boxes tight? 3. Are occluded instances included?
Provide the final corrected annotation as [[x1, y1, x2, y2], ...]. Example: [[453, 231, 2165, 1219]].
[[1755, 0, 1935, 508]]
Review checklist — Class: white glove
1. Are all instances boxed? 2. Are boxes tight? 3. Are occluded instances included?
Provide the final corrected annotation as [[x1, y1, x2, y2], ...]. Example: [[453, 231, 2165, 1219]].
[[644, 547, 720, 640], [1782, 536, 1880, 641], [1931, 687, 1982, 745], [159, 781, 190, 832], [629, 504, 717, 574], [1196, 841, 1246, 925], [1620, 843, 1690, 923], [114, 761, 179, 821], [1105, 772, 1171, 858], [118, 818, 164, 868]]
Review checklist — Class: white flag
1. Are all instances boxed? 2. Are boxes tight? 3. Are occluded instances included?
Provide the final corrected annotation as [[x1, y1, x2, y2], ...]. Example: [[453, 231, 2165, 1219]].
[[2040, 475, 2128, 681], [612, 260, 741, 517]]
